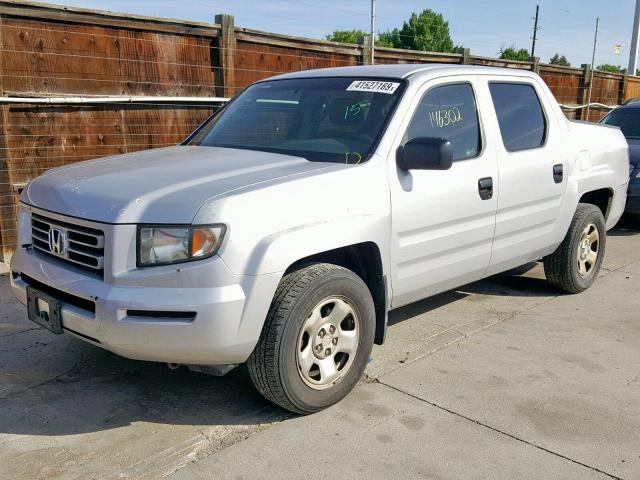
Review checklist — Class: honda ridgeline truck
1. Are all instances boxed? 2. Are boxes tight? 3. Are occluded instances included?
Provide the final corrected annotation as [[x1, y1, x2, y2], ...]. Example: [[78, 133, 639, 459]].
[[10, 65, 629, 414]]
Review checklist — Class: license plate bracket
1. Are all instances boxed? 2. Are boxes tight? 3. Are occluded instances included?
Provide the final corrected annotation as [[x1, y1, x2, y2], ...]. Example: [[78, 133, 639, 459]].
[[26, 286, 63, 334]]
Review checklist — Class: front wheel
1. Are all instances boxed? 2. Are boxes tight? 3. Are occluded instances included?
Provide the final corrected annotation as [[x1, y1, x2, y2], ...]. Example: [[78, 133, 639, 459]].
[[544, 203, 606, 294], [247, 263, 375, 414]]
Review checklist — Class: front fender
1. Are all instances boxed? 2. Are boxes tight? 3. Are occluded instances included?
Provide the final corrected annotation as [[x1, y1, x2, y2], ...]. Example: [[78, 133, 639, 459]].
[[223, 214, 391, 359], [220, 213, 390, 277]]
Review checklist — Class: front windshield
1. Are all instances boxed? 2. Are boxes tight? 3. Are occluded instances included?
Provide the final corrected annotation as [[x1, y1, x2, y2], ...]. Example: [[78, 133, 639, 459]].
[[601, 108, 640, 140], [187, 77, 405, 163]]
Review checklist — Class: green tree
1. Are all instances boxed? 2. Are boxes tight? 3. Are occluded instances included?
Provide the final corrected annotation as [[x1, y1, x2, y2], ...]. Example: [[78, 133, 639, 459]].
[[326, 29, 402, 48], [498, 45, 530, 61], [549, 53, 571, 66], [325, 29, 367, 44], [377, 30, 399, 48], [378, 9, 458, 52], [596, 64, 623, 73]]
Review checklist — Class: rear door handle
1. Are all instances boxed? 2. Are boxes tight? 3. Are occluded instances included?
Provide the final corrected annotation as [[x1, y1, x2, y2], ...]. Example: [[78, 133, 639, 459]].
[[553, 164, 563, 183], [478, 177, 493, 200]]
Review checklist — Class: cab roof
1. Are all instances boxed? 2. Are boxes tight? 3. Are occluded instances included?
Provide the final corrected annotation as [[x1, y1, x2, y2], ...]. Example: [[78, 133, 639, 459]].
[[266, 64, 540, 83]]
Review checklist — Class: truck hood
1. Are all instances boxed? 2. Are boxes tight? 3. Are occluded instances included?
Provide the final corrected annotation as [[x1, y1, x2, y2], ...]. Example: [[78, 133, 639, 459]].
[[22, 146, 337, 224]]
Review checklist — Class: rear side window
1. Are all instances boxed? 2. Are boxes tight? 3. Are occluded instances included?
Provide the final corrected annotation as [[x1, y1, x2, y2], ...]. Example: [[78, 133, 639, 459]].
[[405, 83, 481, 161], [489, 83, 546, 152]]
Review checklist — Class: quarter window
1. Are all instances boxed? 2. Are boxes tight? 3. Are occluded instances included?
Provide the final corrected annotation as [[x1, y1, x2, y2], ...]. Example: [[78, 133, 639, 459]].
[[489, 83, 546, 152], [405, 83, 481, 161]]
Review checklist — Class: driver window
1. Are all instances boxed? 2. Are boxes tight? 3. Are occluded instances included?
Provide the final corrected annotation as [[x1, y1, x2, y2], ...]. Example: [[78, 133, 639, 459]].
[[405, 83, 481, 161]]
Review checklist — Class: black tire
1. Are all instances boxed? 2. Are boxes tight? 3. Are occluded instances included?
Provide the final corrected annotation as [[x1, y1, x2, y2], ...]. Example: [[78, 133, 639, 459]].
[[247, 263, 375, 414], [543, 203, 606, 294]]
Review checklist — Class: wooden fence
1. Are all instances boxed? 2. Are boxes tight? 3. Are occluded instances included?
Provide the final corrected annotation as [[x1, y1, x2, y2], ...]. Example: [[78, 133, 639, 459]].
[[0, 0, 638, 261]]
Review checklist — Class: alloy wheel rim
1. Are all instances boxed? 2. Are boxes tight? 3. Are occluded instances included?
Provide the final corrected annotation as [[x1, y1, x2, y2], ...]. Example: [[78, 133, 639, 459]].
[[577, 223, 599, 278], [296, 296, 359, 390]]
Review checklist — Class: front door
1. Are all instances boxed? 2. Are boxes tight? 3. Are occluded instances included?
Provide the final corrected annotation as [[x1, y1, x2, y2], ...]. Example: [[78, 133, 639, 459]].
[[389, 78, 499, 308]]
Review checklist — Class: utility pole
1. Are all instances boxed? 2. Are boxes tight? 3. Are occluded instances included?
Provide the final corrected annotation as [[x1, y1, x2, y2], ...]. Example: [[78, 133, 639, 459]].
[[370, 0, 376, 65], [629, 0, 640, 75], [586, 17, 599, 120], [531, 5, 540, 58]]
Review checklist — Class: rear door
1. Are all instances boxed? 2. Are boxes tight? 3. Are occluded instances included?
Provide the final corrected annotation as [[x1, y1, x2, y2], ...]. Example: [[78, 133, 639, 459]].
[[388, 76, 499, 308], [483, 78, 569, 276]]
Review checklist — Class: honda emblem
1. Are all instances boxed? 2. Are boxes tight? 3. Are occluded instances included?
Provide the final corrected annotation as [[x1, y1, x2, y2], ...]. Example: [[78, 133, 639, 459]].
[[48, 228, 66, 255]]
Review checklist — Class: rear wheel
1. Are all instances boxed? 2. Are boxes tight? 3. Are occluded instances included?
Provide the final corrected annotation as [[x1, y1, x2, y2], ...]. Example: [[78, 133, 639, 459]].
[[247, 263, 375, 414], [544, 203, 606, 293]]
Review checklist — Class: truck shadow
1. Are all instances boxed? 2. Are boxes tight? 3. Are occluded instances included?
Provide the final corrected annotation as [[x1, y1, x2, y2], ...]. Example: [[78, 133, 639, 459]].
[[389, 261, 558, 328], [462, 262, 559, 297], [0, 345, 290, 437], [608, 215, 640, 236]]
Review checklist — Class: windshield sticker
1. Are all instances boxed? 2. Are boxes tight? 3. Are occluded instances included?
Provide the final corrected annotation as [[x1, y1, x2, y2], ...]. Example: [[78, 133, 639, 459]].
[[347, 80, 400, 95], [429, 107, 463, 128]]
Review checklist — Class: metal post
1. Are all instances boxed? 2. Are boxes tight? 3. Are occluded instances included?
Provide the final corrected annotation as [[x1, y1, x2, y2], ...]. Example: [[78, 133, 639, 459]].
[[629, 0, 640, 75], [370, 0, 375, 65], [586, 17, 599, 120], [531, 5, 539, 58]]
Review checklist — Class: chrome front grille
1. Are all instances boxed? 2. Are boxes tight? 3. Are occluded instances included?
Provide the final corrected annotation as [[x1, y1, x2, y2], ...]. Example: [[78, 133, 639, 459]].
[[31, 213, 105, 273]]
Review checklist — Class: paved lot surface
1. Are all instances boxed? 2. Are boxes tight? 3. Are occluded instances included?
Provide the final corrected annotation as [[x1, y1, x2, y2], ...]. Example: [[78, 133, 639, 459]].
[[1, 219, 639, 480]]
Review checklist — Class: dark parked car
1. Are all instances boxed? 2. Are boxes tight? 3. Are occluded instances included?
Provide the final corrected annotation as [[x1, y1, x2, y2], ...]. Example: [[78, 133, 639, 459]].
[[601, 101, 640, 217]]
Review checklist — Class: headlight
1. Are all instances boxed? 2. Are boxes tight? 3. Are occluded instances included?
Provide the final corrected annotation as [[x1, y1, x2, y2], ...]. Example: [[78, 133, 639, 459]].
[[138, 225, 226, 267]]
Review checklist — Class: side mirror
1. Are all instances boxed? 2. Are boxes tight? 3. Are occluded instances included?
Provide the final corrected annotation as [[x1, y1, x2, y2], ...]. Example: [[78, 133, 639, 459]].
[[396, 137, 453, 171]]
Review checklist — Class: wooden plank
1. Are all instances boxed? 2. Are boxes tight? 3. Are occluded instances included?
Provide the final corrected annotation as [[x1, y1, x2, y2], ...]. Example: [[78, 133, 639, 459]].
[[0, 12, 16, 261], [237, 26, 361, 52], [619, 73, 628, 106], [625, 76, 640, 100], [2, 17, 124, 95], [539, 64, 584, 75], [0, 1, 218, 37], [215, 14, 235, 98], [579, 64, 590, 121], [236, 31, 360, 57], [531, 56, 540, 74], [234, 39, 358, 89], [359, 35, 372, 66], [462, 48, 470, 65], [1, 16, 217, 97], [374, 45, 462, 58]]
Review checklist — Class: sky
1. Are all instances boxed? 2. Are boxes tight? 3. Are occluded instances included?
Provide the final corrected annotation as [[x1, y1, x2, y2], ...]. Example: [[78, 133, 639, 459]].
[[51, 0, 635, 68]]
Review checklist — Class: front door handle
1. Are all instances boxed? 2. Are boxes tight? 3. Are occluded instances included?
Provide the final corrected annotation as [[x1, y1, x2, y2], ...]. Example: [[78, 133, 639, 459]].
[[478, 177, 493, 200], [553, 164, 563, 183]]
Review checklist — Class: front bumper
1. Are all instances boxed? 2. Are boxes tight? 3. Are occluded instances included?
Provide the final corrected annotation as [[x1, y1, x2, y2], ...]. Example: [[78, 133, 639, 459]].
[[10, 246, 280, 366]]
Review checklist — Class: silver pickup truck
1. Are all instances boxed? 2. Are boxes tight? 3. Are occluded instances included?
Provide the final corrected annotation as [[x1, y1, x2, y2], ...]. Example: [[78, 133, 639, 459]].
[[10, 65, 629, 414]]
